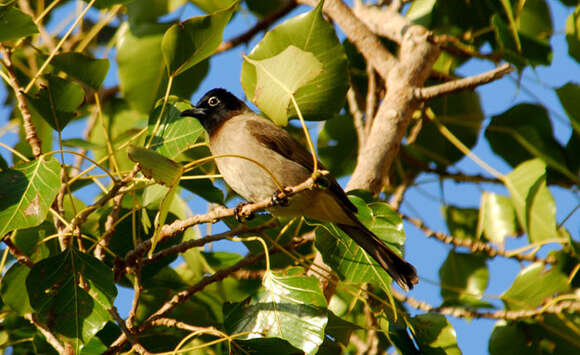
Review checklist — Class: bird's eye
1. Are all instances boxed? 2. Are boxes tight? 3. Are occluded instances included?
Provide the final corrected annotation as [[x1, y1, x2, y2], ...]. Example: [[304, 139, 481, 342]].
[[208, 96, 220, 107]]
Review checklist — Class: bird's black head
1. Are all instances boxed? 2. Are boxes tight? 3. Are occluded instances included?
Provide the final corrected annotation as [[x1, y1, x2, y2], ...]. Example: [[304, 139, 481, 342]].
[[181, 88, 247, 135]]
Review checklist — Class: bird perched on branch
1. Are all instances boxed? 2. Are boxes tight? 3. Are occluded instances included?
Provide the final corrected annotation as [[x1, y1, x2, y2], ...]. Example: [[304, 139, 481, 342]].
[[181, 88, 418, 290]]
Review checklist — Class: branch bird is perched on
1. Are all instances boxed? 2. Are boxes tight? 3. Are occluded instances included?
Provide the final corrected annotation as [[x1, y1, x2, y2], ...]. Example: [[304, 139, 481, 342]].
[[181, 88, 418, 291]]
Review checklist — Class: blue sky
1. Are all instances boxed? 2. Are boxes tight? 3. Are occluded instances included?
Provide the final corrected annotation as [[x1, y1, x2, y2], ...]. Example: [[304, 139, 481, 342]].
[[1, 1, 579, 354]]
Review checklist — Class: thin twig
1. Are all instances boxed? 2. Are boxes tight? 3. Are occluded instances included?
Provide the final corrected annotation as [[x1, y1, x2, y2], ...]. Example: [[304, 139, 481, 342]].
[[3, 237, 34, 267], [216, 0, 298, 53], [24, 313, 64, 353], [402, 213, 556, 264], [392, 290, 580, 320], [0, 45, 42, 158], [149, 318, 224, 337], [415, 63, 515, 101], [109, 307, 152, 355], [95, 192, 125, 260], [347, 88, 366, 150]]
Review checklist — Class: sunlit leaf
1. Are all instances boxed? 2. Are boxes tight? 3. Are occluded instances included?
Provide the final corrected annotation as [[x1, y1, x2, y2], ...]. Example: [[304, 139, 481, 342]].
[[480, 192, 519, 245], [241, 0, 348, 123], [0, 156, 60, 236], [126, 0, 187, 25], [504, 159, 558, 244], [0, 4, 38, 42], [128, 145, 183, 186], [190, 0, 236, 13], [244, 46, 323, 125], [315, 196, 406, 292], [1, 263, 33, 315], [224, 269, 328, 355], [27, 250, 117, 350], [501, 262, 569, 310], [162, 1, 237, 76]]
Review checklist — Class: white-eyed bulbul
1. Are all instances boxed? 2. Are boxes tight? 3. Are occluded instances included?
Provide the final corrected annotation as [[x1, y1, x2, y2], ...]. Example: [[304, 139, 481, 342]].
[[181, 88, 418, 290]]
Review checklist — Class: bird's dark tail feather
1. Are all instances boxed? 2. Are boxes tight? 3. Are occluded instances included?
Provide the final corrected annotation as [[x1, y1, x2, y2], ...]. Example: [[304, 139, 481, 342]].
[[337, 223, 418, 291]]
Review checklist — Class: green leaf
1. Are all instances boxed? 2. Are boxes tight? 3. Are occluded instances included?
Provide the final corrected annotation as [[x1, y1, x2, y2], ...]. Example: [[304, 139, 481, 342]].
[[505, 159, 558, 244], [117, 23, 208, 113], [439, 251, 490, 308], [241, 0, 348, 123], [442, 205, 479, 241], [412, 313, 461, 355], [244, 46, 323, 125], [224, 270, 328, 355], [501, 262, 569, 310], [89, 0, 133, 9], [486, 104, 572, 180], [498, 0, 521, 52], [318, 312, 360, 355], [0, 156, 60, 236], [27, 250, 117, 349], [566, 5, 580, 63], [406, 0, 437, 26], [126, 0, 187, 25], [315, 196, 406, 292], [190, 0, 236, 13], [246, 0, 289, 18], [128, 145, 183, 186], [161, 1, 237, 77], [489, 321, 534, 355], [0, 5, 38, 42], [51, 52, 109, 90], [492, 14, 552, 68], [410, 90, 484, 167], [147, 99, 205, 159], [556, 82, 580, 136], [24, 75, 84, 131], [318, 114, 357, 178], [480, 192, 519, 245], [1, 263, 33, 315]]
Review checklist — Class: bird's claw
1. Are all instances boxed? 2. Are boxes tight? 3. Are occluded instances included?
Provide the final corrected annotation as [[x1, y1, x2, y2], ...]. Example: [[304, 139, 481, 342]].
[[272, 189, 290, 207], [234, 202, 255, 222]]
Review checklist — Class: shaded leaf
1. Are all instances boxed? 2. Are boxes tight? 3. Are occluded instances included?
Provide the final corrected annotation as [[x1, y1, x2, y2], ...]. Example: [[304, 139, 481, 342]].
[[147, 99, 205, 159], [126, 0, 187, 25], [442, 205, 478, 241], [501, 262, 569, 310], [486, 103, 571, 179], [556, 82, 580, 136], [1, 263, 33, 315], [0, 4, 38, 42], [128, 145, 183, 186], [0, 156, 60, 236], [162, 1, 237, 77], [246, 0, 289, 18], [489, 321, 534, 355], [241, 0, 348, 123], [117, 23, 208, 113], [224, 270, 328, 354], [505, 159, 558, 243], [51, 52, 109, 90], [412, 313, 461, 355], [25, 75, 84, 131], [566, 5, 580, 63], [318, 114, 357, 178], [27, 250, 117, 349], [439, 251, 490, 307]]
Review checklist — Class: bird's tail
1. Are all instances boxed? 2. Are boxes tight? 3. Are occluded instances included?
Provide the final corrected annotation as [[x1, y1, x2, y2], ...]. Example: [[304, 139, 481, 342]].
[[337, 223, 418, 291]]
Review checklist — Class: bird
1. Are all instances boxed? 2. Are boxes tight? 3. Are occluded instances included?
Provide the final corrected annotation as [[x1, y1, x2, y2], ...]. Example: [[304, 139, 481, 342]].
[[181, 88, 418, 291]]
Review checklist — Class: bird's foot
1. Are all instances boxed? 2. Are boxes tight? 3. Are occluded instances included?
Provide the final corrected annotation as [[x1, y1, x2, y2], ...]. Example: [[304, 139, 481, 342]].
[[234, 202, 255, 223], [272, 189, 290, 207]]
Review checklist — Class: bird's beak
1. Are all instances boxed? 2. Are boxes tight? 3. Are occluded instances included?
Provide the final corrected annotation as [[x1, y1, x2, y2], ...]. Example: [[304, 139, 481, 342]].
[[180, 107, 207, 119]]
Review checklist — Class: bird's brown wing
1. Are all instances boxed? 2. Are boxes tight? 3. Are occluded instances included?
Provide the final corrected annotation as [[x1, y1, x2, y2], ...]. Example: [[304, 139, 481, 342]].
[[246, 118, 357, 213]]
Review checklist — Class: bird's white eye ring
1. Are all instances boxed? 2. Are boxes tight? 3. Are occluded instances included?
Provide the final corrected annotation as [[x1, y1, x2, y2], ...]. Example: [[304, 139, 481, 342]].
[[208, 96, 220, 107]]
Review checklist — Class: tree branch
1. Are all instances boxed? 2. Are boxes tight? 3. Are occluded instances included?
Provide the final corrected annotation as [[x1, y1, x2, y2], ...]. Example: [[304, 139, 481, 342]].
[[109, 307, 152, 355], [402, 213, 556, 264], [392, 290, 580, 320], [24, 313, 64, 353], [0, 45, 42, 158], [415, 63, 515, 101]]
